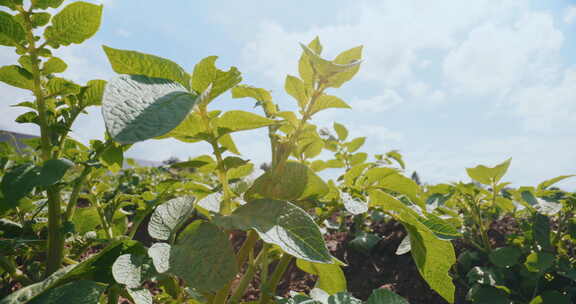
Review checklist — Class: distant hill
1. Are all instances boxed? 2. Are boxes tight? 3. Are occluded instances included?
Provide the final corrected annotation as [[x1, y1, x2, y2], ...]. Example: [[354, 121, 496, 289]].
[[0, 130, 161, 168]]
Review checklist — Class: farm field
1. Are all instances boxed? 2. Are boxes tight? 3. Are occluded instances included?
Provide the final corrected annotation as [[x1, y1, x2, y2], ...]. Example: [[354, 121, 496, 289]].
[[0, 1, 575, 303]]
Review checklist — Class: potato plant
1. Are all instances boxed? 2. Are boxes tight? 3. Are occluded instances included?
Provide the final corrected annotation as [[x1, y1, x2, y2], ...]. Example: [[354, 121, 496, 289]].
[[1, 1, 574, 304]]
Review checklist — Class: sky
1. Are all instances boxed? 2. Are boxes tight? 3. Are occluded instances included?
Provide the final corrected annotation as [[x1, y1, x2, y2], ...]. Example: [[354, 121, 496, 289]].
[[1, 0, 575, 190]]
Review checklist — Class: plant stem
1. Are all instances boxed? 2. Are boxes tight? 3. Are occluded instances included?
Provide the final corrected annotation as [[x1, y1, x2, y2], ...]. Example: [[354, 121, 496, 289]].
[[19, 7, 65, 276], [230, 244, 270, 303], [474, 197, 491, 253], [258, 254, 292, 304], [107, 284, 121, 304], [64, 165, 91, 220], [212, 282, 232, 304], [93, 197, 114, 239], [236, 230, 258, 266]]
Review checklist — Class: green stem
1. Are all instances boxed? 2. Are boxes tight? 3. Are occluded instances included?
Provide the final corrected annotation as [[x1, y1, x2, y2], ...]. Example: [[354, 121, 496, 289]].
[[20, 7, 64, 276], [236, 231, 258, 267], [106, 284, 121, 304], [64, 165, 91, 220], [230, 244, 270, 304], [474, 197, 491, 253], [212, 282, 231, 304], [93, 197, 114, 239], [211, 140, 233, 215], [258, 254, 292, 304], [552, 211, 571, 248]]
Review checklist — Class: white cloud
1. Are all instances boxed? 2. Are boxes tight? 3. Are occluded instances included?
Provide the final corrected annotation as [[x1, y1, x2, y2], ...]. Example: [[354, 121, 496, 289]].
[[509, 67, 576, 131], [443, 12, 564, 95], [564, 6, 576, 24], [405, 82, 446, 105], [350, 89, 403, 112], [241, 0, 528, 88], [406, 82, 430, 98], [351, 124, 404, 143], [115, 29, 132, 38]]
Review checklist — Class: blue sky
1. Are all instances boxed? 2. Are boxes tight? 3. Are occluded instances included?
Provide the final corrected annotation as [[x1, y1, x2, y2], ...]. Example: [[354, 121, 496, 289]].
[[1, 0, 575, 189]]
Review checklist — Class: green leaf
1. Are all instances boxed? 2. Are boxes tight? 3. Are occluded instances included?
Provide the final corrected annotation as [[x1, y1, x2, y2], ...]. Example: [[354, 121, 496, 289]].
[[349, 232, 381, 254], [0, 163, 39, 211], [370, 190, 455, 303], [341, 191, 368, 215], [300, 44, 362, 83], [466, 158, 511, 185], [44, 2, 102, 46], [245, 161, 328, 201], [536, 198, 562, 216], [103, 46, 191, 89], [71, 206, 99, 234], [81, 79, 107, 106], [34, 158, 73, 187], [111, 254, 145, 289], [231, 85, 272, 102], [529, 291, 571, 304], [466, 286, 509, 304], [366, 288, 409, 304], [62, 239, 145, 284], [42, 57, 67, 74], [349, 152, 367, 166], [466, 266, 501, 286], [0, 11, 25, 46], [301, 138, 324, 159], [532, 214, 552, 251], [386, 150, 405, 169], [0, 65, 33, 90], [30, 12, 51, 28], [366, 167, 422, 207], [191, 56, 242, 105], [418, 213, 461, 240], [333, 122, 348, 141], [298, 37, 323, 88], [219, 133, 240, 155], [46, 77, 80, 96], [489, 247, 522, 267], [325, 46, 363, 88], [345, 137, 365, 153], [148, 242, 170, 273], [327, 292, 362, 304], [29, 280, 105, 304], [216, 110, 276, 134], [228, 163, 254, 180], [285, 75, 308, 109], [537, 175, 574, 190], [102, 75, 198, 144], [99, 143, 123, 173], [395, 235, 411, 255], [127, 288, 153, 304], [525, 251, 554, 273], [296, 259, 346, 295], [0, 265, 76, 304], [148, 196, 195, 241], [169, 221, 237, 292], [0, 0, 22, 10], [215, 199, 333, 263], [159, 111, 206, 143], [31, 0, 64, 9], [309, 94, 350, 116]]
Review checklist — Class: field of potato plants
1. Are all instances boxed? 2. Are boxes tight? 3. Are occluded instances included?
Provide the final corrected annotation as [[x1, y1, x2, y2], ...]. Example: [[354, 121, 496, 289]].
[[0, 1, 575, 303]]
